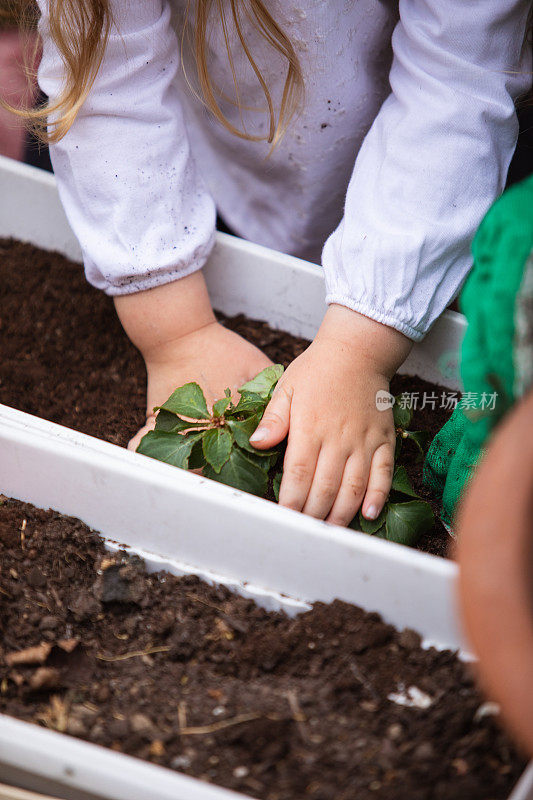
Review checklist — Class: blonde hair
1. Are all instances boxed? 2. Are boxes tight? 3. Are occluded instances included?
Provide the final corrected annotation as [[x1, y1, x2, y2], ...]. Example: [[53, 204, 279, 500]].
[[7, 0, 304, 146]]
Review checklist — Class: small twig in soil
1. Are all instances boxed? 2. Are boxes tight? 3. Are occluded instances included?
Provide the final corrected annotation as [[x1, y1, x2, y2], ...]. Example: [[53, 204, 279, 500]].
[[285, 689, 309, 744], [96, 645, 170, 662], [179, 713, 264, 736], [50, 586, 63, 609], [350, 662, 380, 700], [177, 701, 187, 732], [68, 548, 86, 562], [185, 593, 220, 612], [19, 519, 26, 550]]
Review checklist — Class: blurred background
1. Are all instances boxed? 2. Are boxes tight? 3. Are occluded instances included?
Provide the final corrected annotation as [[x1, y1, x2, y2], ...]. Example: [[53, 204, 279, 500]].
[[0, 0, 51, 170]]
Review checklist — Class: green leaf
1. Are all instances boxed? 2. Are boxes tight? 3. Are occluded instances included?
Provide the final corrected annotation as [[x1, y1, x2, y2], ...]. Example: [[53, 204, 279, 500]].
[[267, 451, 281, 470], [154, 409, 204, 434], [204, 448, 269, 497], [230, 391, 268, 416], [202, 427, 233, 473], [385, 501, 434, 546], [238, 365, 284, 399], [391, 465, 420, 499], [245, 449, 280, 471], [188, 438, 206, 470], [136, 431, 203, 469], [393, 398, 413, 430], [405, 430, 431, 458], [356, 506, 388, 534], [159, 382, 209, 420], [212, 397, 232, 418], [394, 436, 403, 461], [227, 414, 276, 456], [273, 471, 283, 502], [227, 414, 259, 451]]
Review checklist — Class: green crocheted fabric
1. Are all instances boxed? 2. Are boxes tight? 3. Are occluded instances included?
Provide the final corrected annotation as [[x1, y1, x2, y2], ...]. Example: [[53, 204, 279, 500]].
[[423, 174, 533, 526]]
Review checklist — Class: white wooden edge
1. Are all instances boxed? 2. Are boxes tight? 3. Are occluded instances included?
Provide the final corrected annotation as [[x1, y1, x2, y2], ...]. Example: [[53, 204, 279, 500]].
[[0, 716, 247, 800]]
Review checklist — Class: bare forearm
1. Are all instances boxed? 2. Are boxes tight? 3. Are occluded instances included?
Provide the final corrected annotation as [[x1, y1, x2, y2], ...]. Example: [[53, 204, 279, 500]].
[[113, 271, 215, 362], [322, 304, 412, 379]]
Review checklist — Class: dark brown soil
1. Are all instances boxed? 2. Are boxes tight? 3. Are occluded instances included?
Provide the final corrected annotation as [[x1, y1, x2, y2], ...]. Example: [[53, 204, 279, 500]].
[[0, 238, 452, 557], [0, 498, 525, 800]]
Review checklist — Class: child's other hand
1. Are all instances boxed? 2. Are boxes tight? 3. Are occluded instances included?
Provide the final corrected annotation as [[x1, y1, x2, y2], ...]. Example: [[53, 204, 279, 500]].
[[113, 273, 271, 451], [130, 323, 272, 451], [249, 305, 412, 526]]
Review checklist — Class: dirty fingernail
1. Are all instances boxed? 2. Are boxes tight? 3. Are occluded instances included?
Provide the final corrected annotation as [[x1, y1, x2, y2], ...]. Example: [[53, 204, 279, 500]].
[[365, 505, 378, 520]]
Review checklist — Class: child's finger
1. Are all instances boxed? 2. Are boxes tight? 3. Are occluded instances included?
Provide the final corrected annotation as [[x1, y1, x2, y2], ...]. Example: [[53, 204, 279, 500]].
[[249, 384, 292, 448], [302, 448, 346, 519], [361, 442, 395, 520], [326, 455, 370, 527], [278, 437, 321, 511]]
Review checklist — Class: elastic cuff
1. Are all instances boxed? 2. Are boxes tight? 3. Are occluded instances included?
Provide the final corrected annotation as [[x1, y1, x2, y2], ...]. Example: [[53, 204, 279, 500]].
[[325, 292, 426, 342], [98, 235, 216, 297]]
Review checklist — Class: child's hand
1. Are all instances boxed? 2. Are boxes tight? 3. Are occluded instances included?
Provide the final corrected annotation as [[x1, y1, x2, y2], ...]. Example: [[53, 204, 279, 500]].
[[250, 305, 412, 526], [114, 273, 272, 451]]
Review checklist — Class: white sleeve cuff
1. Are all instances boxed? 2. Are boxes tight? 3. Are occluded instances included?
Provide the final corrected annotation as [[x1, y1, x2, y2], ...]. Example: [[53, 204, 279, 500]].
[[88, 231, 216, 296], [325, 293, 426, 342]]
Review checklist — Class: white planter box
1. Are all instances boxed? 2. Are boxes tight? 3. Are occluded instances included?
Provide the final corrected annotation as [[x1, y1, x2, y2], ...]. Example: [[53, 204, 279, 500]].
[[2, 410, 533, 800], [0, 155, 532, 800]]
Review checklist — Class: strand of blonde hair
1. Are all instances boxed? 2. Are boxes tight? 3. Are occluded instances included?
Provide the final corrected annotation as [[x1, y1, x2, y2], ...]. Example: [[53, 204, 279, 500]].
[[3, 0, 304, 146]]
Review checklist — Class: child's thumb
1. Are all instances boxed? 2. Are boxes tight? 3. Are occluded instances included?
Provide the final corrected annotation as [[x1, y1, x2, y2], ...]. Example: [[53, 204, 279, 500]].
[[249, 386, 292, 448]]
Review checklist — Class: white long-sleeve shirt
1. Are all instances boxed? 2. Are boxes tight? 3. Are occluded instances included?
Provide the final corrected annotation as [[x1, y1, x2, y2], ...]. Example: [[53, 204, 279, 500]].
[[37, 0, 531, 340]]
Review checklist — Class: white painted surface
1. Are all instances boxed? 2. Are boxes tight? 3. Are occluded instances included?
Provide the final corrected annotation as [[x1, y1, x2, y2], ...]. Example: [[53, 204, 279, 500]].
[[511, 765, 533, 800], [0, 716, 245, 800]]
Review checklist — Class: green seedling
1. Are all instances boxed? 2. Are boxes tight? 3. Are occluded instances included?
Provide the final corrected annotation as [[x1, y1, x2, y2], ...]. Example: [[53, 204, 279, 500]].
[[137, 369, 434, 547], [137, 365, 285, 498]]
